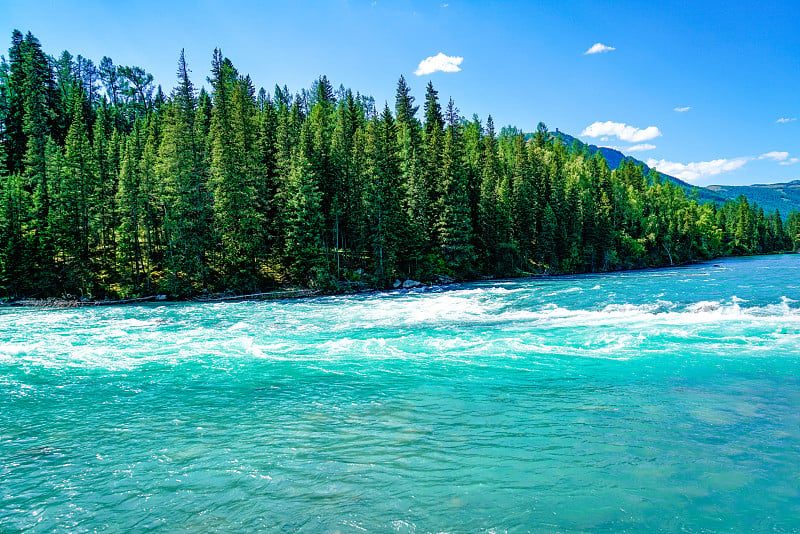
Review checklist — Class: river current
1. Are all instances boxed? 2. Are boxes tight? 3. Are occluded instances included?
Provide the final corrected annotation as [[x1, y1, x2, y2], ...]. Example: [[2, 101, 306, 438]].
[[2, 254, 800, 532]]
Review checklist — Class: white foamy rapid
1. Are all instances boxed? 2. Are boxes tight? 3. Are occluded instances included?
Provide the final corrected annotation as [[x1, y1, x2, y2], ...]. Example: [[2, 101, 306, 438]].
[[1, 255, 798, 370]]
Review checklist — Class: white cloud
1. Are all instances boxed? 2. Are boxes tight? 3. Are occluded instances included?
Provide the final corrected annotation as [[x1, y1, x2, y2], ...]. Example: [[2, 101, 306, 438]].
[[627, 143, 656, 152], [674, 106, 691, 112], [776, 117, 796, 123], [414, 53, 463, 76], [645, 157, 750, 183], [760, 151, 789, 161], [585, 43, 615, 55], [580, 121, 662, 143], [760, 151, 798, 165], [595, 144, 655, 153]]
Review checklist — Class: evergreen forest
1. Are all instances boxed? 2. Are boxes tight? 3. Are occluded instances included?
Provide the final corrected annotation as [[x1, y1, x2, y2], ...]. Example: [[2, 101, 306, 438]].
[[1, 30, 798, 299]]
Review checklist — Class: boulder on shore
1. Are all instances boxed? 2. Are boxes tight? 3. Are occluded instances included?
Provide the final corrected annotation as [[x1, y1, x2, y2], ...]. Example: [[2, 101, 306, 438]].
[[393, 279, 402, 289], [402, 279, 422, 289]]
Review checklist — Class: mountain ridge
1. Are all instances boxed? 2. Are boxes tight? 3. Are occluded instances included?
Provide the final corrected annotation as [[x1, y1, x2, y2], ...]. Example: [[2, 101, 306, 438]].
[[552, 131, 800, 216]]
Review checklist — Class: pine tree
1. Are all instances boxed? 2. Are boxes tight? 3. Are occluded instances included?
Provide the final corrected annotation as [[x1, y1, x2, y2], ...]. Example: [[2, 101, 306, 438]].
[[394, 74, 421, 151], [478, 116, 511, 272], [256, 92, 281, 270], [4, 30, 27, 176], [156, 50, 213, 295], [92, 104, 120, 282], [423, 81, 444, 137], [416, 81, 444, 257], [0, 57, 9, 177], [285, 124, 327, 286], [395, 75, 418, 126], [20, 32, 58, 276], [538, 203, 558, 271], [208, 51, 265, 289], [0, 172, 33, 295], [330, 89, 366, 274], [54, 90, 97, 293], [786, 211, 800, 250], [307, 88, 336, 256], [462, 116, 484, 261], [436, 114, 474, 276], [533, 121, 550, 148], [98, 56, 123, 107], [510, 133, 536, 268], [734, 195, 754, 253], [137, 111, 164, 293], [116, 120, 146, 294], [394, 80, 425, 274], [313, 74, 335, 106], [364, 104, 405, 284], [119, 65, 154, 118]]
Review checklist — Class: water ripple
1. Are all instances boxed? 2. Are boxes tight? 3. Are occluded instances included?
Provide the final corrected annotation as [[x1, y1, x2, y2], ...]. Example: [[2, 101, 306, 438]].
[[2, 255, 800, 531]]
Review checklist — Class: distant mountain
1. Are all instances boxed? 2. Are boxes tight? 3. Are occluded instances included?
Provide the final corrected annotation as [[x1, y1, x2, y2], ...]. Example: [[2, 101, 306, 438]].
[[552, 131, 799, 214], [706, 181, 800, 217]]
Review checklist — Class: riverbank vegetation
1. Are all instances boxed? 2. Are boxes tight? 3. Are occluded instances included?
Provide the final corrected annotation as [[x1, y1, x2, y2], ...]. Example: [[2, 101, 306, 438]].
[[1, 30, 798, 299]]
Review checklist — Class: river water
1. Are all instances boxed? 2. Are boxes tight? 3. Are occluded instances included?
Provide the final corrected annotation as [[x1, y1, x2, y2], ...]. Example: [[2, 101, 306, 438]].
[[2, 255, 800, 532]]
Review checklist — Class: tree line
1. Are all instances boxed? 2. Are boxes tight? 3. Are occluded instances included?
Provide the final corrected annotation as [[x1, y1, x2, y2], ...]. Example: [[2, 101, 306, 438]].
[[0, 30, 797, 299]]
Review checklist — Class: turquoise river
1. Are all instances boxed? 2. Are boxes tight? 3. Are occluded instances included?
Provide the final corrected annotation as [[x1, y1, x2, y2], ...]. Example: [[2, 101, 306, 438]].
[[2, 254, 800, 532]]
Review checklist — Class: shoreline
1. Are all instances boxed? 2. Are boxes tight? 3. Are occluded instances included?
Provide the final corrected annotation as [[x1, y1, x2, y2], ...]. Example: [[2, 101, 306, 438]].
[[1, 288, 321, 309], [3, 252, 794, 309]]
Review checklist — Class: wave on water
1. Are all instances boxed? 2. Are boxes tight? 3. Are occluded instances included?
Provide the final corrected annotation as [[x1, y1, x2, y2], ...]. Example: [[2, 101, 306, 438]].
[[377, 290, 800, 328], [0, 342, 39, 357], [542, 286, 584, 297], [2, 265, 800, 370]]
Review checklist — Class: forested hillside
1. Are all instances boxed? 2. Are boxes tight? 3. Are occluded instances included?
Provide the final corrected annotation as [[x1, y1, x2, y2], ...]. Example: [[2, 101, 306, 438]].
[[1, 31, 798, 299], [707, 181, 800, 218], [552, 131, 731, 206]]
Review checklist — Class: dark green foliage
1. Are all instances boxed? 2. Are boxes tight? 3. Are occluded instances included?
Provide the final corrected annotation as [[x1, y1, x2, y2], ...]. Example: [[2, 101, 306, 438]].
[[118, 65, 154, 118], [52, 90, 97, 293], [115, 119, 146, 294], [437, 117, 475, 275], [364, 105, 405, 285], [395, 75, 418, 127], [208, 49, 267, 290], [423, 81, 443, 137], [0, 30, 796, 299], [156, 50, 213, 296], [285, 128, 327, 286]]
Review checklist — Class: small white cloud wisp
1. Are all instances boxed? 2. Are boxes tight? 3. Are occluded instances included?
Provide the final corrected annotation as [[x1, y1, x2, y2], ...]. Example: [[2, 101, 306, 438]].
[[585, 43, 615, 55], [598, 144, 656, 153], [646, 157, 750, 183], [760, 151, 798, 165], [776, 117, 796, 123], [760, 151, 789, 161], [581, 121, 661, 143], [414, 53, 463, 76], [674, 106, 691, 112], [627, 144, 657, 152]]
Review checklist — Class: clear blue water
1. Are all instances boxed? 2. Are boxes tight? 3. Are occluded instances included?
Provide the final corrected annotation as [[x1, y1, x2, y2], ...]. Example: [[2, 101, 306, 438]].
[[2, 254, 800, 532]]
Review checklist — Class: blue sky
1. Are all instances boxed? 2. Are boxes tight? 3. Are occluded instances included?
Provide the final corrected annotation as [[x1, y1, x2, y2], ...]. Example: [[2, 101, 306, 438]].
[[2, 0, 798, 186]]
